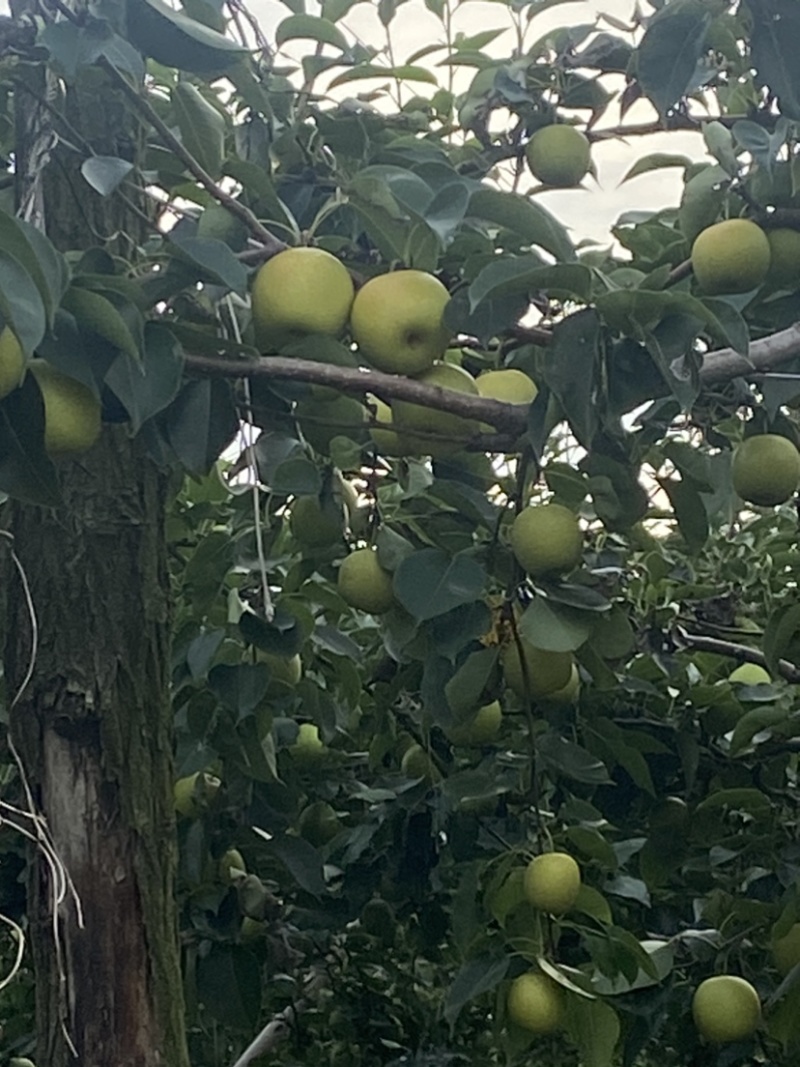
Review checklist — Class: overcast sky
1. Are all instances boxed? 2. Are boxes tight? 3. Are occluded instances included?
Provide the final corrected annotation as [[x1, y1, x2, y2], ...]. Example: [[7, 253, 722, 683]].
[[0, 0, 708, 248], [253, 0, 707, 247]]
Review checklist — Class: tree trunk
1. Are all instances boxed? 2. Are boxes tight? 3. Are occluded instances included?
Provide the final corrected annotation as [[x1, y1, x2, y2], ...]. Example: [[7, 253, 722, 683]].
[[4, 45, 189, 1067]]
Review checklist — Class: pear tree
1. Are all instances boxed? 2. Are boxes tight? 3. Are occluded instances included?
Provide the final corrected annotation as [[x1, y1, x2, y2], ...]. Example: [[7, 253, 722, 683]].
[[1, 1, 800, 1066]]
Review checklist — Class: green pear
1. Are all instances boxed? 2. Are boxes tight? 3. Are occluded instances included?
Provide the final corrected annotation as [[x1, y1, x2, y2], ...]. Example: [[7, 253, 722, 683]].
[[0, 327, 25, 399], [350, 270, 451, 375], [29, 360, 101, 455], [252, 247, 354, 342]]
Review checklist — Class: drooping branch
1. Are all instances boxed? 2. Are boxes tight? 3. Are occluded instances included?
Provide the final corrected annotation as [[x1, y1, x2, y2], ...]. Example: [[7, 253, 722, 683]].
[[183, 320, 800, 430], [675, 626, 800, 684]]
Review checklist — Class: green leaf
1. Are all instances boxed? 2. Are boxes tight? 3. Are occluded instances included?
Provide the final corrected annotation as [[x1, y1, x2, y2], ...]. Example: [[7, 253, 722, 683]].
[[543, 308, 600, 448], [125, 0, 246, 73], [444, 647, 499, 715], [165, 378, 239, 475], [620, 152, 694, 184], [468, 258, 592, 309], [658, 476, 708, 553], [41, 18, 145, 80], [167, 232, 249, 295], [0, 250, 47, 358], [393, 549, 486, 622], [275, 14, 349, 50], [749, 0, 800, 121], [61, 286, 142, 361], [443, 956, 509, 1028], [635, 0, 713, 117], [0, 376, 60, 506], [81, 156, 135, 197], [208, 663, 270, 718], [264, 834, 326, 896], [519, 597, 595, 653], [467, 187, 576, 262], [105, 324, 185, 433], [172, 82, 226, 179], [196, 945, 261, 1029], [0, 212, 68, 328], [240, 605, 306, 657], [328, 64, 439, 89], [729, 705, 790, 755], [764, 603, 800, 677], [564, 996, 620, 1067], [537, 732, 612, 785]]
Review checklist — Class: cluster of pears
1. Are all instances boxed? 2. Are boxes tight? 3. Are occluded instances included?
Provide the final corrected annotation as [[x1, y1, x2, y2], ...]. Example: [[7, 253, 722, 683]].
[[251, 246, 537, 458], [691, 217, 800, 295], [506, 851, 582, 1035], [0, 327, 101, 454]]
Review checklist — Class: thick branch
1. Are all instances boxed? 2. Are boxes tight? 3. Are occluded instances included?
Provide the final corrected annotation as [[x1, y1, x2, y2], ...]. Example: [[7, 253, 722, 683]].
[[185, 352, 531, 432], [700, 323, 800, 385], [676, 626, 800, 684], [183, 320, 800, 432]]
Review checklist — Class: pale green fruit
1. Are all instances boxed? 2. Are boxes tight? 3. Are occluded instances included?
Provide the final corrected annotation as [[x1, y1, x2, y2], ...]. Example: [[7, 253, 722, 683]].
[[476, 369, 537, 405], [295, 394, 369, 454], [447, 700, 502, 745], [0, 327, 25, 399], [507, 972, 565, 1033], [29, 360, 101, 455], [240, 916, 267, 941], [401, 743, 439, 782], [488, 868, 526, 925], [692, 975, 761, 1043], [525, 125, 591, 187], [368, 395, 408, 457], [219, 848, 246, 883], [350, 270, 451, 375], [298, 800, 341, 846], [766, 227, 800, 288], [772, 922, 800, 975], [729, 662, 771, 686], [292, 723, 324, 760], [523, 852, 581, 915], [732, 434, 800, 506], [251, 247, 354, 341], [9, 1059, 36, 1067], [392, 361, 479, 457], [258, 651, 303, 686], [289, 494, 346, 547], [691, 219, 771, 295], [173, 771, 220, 818], [511, 503, 583, 576], [338, 547, 394, 614], [542, 664, 580, 705], [502, 639, 572, 698]]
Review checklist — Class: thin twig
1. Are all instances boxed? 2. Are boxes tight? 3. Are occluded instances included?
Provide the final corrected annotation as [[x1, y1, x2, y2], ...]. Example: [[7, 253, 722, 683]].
[[99, 58, 286, 256]]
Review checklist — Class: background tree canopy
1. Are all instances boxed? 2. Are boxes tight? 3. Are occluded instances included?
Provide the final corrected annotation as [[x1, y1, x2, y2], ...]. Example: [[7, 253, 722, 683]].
[[1, 0, 800, 1065]]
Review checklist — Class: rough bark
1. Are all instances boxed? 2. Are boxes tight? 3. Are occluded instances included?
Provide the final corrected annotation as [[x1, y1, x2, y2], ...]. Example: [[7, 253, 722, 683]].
[[4, 46, 189, 1067]]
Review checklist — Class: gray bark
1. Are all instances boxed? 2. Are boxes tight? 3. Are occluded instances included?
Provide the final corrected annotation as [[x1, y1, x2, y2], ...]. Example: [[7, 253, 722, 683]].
[[4, 41, 189, 1067]]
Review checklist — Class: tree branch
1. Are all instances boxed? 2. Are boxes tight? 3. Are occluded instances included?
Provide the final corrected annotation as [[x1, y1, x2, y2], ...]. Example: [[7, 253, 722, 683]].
[[675, 626, 800, 683], [99, 59, 286, 256], [230, 970, 326, 1067], [185, 352, 531, 432], [182, 319, 800, 434], [699, 322, 800, 385]]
